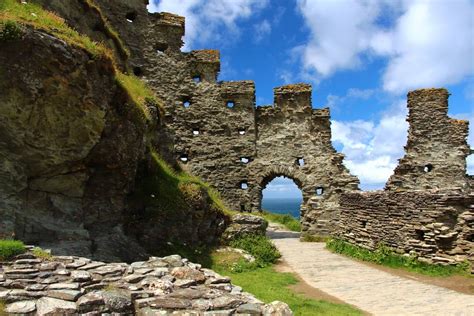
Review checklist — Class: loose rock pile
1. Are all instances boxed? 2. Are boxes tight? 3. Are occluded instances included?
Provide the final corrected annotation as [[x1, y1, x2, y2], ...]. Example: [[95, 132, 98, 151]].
[[0, 252, 292, 315]]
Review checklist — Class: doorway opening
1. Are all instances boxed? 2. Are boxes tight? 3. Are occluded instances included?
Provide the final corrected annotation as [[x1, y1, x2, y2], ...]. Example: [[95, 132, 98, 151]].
[[261, 176, 303, 218]]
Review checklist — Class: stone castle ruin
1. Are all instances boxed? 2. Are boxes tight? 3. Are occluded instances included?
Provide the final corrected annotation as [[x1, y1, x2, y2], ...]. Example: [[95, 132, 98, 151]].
[[2, 0, 472, 268]]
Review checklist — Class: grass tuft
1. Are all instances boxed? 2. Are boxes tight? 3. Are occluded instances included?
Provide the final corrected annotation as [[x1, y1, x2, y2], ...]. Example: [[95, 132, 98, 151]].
[[259, 211, 301, 232], [130, 148, 233, 221], [0, 239, 26, 261], [115, 72, 162, 123], [301, 233, 329, 243], [32, 247, 52, 261], [326, 238, 471, 277], [0, 20, 23, 41], [0, 0, 110, 58], [229, 235, 281, 268], [0, 300, 6, 316]]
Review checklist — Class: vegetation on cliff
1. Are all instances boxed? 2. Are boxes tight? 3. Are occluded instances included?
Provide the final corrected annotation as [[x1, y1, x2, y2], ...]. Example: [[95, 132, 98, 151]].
[[132, 149, 231, 217], [0, 0, 160, 125]]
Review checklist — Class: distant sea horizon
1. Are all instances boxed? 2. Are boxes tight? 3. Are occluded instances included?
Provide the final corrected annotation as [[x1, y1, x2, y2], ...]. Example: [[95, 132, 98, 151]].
[[261, 197, 302, 219]]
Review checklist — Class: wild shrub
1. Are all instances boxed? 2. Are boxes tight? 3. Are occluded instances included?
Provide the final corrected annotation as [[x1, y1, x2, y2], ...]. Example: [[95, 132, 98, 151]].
[[0, 20, 22, 41], [229, 235, 281, 267], [0, 239, 26, 261]]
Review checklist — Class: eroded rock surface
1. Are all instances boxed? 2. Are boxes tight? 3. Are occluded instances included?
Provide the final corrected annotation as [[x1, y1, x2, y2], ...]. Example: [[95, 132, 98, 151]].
[[0, 253, 292, 315]]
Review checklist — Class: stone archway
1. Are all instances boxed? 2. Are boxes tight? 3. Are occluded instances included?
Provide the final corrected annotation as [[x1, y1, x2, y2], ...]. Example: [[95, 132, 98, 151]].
[[249, 165, 310, 217]]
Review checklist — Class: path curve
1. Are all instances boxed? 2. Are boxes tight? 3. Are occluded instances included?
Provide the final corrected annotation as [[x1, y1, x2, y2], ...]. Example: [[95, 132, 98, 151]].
[[268, 227, 474, 316]]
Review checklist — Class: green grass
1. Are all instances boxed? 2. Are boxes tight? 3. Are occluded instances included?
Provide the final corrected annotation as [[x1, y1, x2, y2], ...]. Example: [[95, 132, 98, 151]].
[[0, 0, 110, 58], [1, 0, 163, 126], [327, 239, 471, 277], [79, 0, 130, 60], [130, 149, 232, 219], [0, 300, 6, 316], [259, 211, 301, 232], [32, 247, 52, 260], [115, 72, 162, 123], [229, 235, 281, 268], [211, 252, 362, 316], [301, 233, 329, 243], [0, 239, 26, 261]]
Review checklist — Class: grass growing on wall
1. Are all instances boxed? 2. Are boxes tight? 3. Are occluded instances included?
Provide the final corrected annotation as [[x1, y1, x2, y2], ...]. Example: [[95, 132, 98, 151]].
[[0, 239, 26, 261], [326, 238, 471, 277], [259, 211, 301, 232], [135, 149, 233, 218]]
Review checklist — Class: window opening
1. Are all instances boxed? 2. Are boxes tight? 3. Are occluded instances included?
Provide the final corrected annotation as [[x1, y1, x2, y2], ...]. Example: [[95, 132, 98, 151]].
[[240, 181, 248, 190], [226, 101, 235, 108], [179, 154, 188, 163], [240, 157, 250, 164], [423, 164, 433, 173], [315, 187, 324, 196], [126, 12, 137, 23]]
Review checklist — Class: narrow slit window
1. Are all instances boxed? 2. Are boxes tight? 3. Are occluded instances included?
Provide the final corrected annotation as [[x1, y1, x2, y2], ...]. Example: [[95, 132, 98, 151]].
[[133, 67, 143, 77], [155, 42, 168, 53], [226, 101, 235, 108], [192, 75, 201, 83], [315, 187, 324, 196], [240, 157, 250, 164], [423, 164, 433, 173], [192, 128, 200, 135], [179, 154, 188, 163], [240, 181, 248, 190], [126, 12, 137, 23], [240, 204, 247, 212], [183, 100, 191, 108], [238, 128, 246, 135], [296, 157, 305, 166]]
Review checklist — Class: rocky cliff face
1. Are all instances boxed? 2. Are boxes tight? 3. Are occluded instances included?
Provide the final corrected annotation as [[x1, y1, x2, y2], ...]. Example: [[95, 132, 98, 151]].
[[0, 7, 228, 261]]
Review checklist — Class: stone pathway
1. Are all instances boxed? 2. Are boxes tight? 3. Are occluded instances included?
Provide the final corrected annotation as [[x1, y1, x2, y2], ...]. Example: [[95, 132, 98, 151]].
[[268, 227, 474, 316]]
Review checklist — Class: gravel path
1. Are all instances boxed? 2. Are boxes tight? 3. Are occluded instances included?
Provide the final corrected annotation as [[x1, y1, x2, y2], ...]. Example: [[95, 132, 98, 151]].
[[268, 227, 474, 316]]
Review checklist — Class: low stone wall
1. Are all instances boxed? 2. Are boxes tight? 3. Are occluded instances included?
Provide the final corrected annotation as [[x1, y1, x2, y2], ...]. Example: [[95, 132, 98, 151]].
[[337, 191, 474, 268], [0, 251, 292, 315]]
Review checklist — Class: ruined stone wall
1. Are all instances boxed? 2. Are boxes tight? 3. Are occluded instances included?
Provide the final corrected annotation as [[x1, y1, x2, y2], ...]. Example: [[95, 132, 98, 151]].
[[60, 1, 360, 236], [338, 90, 473, 268], [337, 191, 473, 267], [249, 85, 359, 235], [386, 89, 471, 191]]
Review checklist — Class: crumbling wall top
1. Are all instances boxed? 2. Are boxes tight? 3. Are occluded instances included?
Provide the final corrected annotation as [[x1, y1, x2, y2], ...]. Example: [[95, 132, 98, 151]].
[[219, 81, 255, 95], [154, 12, 185, 28], [190, 50, 220, 63], [274, 83, 312, 95]]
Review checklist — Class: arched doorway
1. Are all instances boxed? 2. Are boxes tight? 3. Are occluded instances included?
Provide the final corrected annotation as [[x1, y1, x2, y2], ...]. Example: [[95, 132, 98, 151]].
[[261, 176, 303, 218]]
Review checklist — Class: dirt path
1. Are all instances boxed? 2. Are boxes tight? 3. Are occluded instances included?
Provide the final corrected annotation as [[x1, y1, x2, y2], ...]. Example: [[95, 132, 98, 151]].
[[267, 226, 474, 316]]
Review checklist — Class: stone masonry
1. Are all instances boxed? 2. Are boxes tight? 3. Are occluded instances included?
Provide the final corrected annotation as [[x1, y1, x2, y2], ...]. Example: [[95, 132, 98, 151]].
[[128, 8, 359, 236], [0, 249, 291, 315], [21, 1, 474, 267], [337, 89, 473, 268]]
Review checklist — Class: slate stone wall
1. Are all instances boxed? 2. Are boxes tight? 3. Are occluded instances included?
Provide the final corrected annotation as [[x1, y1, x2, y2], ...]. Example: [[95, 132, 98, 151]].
[[386, 89, 471, 191], [337, 191, 474, 268]]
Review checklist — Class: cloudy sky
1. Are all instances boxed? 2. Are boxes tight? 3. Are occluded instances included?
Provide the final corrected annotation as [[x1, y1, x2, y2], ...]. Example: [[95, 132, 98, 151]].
[[148, 0, 474, 197]]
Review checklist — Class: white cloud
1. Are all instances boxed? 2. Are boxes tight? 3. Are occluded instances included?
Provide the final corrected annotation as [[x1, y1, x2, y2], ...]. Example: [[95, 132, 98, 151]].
[[332, 101, 408, 189], [148, 0, 269, 50], [295, 0, 474, 94], [324, 88, 376, 112], [254, 19, 271, 42]]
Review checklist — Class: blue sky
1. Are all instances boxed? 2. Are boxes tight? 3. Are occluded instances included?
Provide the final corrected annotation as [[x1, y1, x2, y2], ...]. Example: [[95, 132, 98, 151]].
[[149, 0, 474, 197]]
